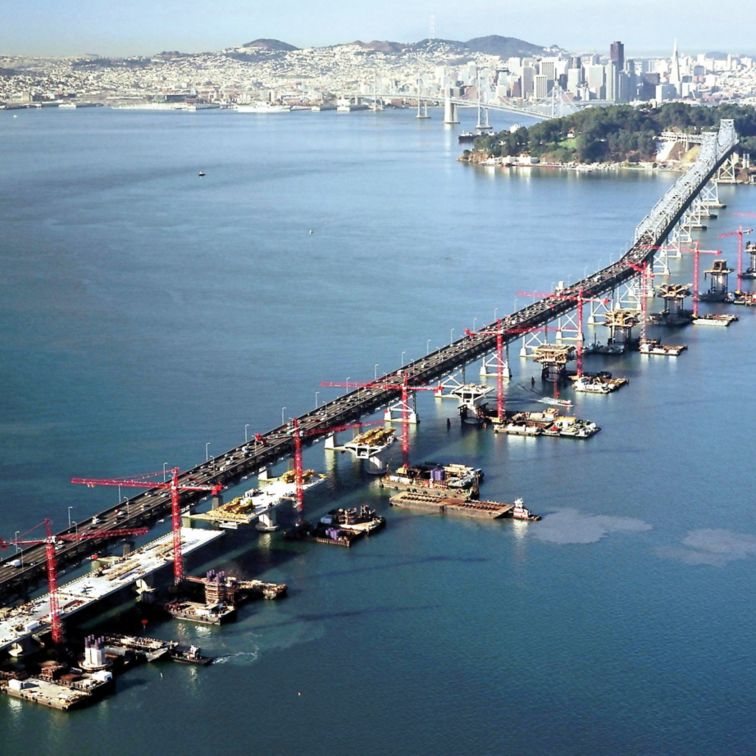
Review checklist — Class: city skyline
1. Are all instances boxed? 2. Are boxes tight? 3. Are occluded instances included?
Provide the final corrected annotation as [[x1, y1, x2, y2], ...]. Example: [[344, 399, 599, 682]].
[[2, 0, 756, 58]]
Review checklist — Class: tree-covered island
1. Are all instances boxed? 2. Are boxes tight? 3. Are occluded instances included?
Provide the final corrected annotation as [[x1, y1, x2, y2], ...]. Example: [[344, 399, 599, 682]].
[[464, 103, 756, 166]]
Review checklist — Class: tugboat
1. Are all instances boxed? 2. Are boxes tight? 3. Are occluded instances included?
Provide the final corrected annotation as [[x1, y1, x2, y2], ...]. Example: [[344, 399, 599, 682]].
[[169, 644, 213, 666], [511, 498, 542, 522]]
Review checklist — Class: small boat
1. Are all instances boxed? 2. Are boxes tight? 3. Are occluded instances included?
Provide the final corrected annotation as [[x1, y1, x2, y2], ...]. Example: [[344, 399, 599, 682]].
[[197, 170, 206, 177], [169, 644, 213, 666]]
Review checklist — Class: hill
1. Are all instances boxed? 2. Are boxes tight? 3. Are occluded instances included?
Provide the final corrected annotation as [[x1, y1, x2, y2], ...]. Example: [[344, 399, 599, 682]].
[[240, 39, 298, 52], [470, 104, 756, 164], [464, 35, 552, 57]]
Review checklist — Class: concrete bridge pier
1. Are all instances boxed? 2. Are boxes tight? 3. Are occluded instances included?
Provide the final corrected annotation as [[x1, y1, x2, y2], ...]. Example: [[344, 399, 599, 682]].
[[443, 93, 459, 124]]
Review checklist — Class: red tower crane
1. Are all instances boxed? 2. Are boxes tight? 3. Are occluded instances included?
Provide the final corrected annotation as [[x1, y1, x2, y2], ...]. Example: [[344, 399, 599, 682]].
[[288, 418, 381, 513], [320, 373, 444, 466], [639, 243, 720, 318], [517, 289, 610, 378], [464, 320, 559, 423], [719, 226, 752, 291], [626, 260, 653, 343], [71, 468, 222, 584], [0, 519, 148, 644]]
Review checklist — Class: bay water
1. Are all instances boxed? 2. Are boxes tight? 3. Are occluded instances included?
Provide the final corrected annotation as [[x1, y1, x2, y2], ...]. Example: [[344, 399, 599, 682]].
[[0, 107, 754, 755]]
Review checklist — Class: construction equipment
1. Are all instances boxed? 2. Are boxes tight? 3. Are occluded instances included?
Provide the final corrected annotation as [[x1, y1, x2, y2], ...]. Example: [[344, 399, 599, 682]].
[[71, 468, 221, 584], [320, 374, 443, 466], [0, 519, 148, 644], [719, 226, 752, 290], [518, 289, 610, 379]]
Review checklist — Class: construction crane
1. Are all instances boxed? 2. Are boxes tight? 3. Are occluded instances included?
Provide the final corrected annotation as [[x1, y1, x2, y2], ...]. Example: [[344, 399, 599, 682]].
[[719, 226, 752, 291], [464, 320, 557, 423], [288, 418, 380, 513], [517, 289, 610, 379], [640, 243, 720, 318], [626, 260, 653, 343], [71, 468, 221, 584], [0, 518, 148, 644], [320, 373, 443, 466]]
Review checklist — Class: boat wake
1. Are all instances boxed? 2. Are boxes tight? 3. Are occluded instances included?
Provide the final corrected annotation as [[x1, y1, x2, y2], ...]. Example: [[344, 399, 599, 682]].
[[212, 649, 260, 666]]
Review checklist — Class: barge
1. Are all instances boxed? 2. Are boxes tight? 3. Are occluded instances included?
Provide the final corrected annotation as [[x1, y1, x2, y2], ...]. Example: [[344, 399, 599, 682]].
[[389, 491, 513, 519], [493, 409, 599, 439], [379, 462, 483, 499], [638, 339, 687, 356], [692, 313, 738, 327]]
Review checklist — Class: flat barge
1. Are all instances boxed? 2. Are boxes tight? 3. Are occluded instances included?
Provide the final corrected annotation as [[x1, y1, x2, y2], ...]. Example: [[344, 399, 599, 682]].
[[493, 409, 599, 439], [389, 491, 513, 519], [1, 672, 112, 711], [379, 463, 483, 499], [284, 507, 385, 547], [638, 339, 687, 356], [692, 313, 738, 327]]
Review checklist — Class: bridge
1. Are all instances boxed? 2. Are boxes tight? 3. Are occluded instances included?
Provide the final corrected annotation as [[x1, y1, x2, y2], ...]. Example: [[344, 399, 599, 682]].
[[0, 120, 740, 605], [342, 83, 579, 122]]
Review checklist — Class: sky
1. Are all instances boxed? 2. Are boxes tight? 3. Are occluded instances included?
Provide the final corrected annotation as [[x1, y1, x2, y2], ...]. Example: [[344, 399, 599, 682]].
[[1, 0, 754, 58]]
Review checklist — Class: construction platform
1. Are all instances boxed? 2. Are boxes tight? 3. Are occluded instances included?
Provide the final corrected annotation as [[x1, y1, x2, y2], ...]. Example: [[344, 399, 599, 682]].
[[731, 292, 756, 306], [0, 527, 224, 655], [379, 462, 483, 499], [692, 313, 738, 327], [1, 672, 112, 711], [389, 491, 513, 519], [637, 339, 687, 357], [492, 409, 600, 439], [572, 375, 629, 394]]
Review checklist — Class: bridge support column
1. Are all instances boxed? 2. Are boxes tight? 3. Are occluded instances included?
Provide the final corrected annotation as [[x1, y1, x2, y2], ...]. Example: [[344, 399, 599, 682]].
[[443, 93, 459, 124], [257, 508, 277, 532], [324, 433, 337, 450], [258, 467, 271, 481], [211, 491, 223, 509]]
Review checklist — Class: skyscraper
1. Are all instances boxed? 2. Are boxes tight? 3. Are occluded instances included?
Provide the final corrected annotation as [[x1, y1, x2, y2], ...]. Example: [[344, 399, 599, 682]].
[[670, 39, 682, 94], [610, 41, 625, 72]]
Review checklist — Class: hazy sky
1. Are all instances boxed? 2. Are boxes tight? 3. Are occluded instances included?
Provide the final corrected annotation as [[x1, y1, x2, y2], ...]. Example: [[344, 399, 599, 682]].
[[1, 0, 753, 57]]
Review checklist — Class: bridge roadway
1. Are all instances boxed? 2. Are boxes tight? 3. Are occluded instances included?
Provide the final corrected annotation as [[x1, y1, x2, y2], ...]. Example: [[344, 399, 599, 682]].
[[0, 123, 738, 606]]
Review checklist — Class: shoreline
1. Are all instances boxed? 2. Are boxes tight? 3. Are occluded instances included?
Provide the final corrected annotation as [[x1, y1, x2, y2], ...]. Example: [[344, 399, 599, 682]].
[[458, 154, 690, 174]]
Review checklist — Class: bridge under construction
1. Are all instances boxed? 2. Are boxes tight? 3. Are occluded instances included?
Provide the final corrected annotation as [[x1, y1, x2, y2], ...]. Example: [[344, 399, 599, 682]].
[[0, 119, 741, 605]]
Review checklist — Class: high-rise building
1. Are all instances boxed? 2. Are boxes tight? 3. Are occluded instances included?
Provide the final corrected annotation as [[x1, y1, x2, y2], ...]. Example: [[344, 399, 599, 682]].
[[669, 39, 682, 94], [585, 64, 606, 98], [605, 62, 618, 102], [521, 65, 535, 97], [534, 74, 550, 99], [539, 60, 556, 81], [610, 41, 625, 72], [566, 66, 583, 93]]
